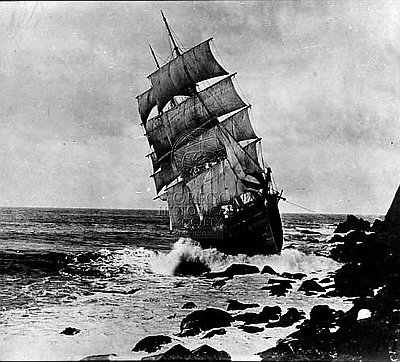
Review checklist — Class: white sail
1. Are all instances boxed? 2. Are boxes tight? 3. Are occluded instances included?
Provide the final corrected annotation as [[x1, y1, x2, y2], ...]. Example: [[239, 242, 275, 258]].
[[136, 87, 157, 125], [148, 39, 228, 112]]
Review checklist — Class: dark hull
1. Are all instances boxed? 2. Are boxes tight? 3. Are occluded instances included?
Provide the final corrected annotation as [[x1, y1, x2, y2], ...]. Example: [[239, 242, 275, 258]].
[[187, 195, 283, 256]]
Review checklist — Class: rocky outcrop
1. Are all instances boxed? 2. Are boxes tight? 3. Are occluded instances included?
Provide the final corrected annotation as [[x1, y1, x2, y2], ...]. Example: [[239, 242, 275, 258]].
[[132, 335, 172, 353], [179, 308, 233, 337], [334, 214, 371, 233], [226, 299, 259, 311], [205, 263, 260, 279], [142, 343, 231, 361]]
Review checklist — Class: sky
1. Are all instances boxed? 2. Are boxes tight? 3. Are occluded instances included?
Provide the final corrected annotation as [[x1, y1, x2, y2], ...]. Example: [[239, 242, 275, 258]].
[[0, 0, 399, 214]]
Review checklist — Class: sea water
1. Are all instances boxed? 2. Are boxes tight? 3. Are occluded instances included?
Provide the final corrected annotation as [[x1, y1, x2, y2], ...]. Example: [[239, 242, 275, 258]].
[[0, 208, 381, 361]]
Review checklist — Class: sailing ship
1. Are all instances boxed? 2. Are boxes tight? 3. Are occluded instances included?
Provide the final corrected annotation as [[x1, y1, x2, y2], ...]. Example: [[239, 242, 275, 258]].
[[136, 12, 283, 256]]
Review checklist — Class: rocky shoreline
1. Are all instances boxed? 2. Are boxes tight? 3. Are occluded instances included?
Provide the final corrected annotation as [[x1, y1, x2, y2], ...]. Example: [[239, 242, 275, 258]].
[[75, 187, 400, 361]]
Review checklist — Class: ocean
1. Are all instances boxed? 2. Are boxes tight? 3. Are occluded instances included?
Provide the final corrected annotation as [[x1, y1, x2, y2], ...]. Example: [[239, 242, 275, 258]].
[[0, 208, 382, 361]]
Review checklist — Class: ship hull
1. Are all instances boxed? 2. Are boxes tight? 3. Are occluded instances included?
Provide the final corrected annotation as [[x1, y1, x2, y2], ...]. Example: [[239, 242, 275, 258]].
[[188, 195, 283, 256]]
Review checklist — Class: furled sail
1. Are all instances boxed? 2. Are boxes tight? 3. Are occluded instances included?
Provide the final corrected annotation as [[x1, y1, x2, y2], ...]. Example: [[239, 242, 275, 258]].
[[145, 75, 246, 158], [136, 88, 157, 125], [148, 39, 228, 112]]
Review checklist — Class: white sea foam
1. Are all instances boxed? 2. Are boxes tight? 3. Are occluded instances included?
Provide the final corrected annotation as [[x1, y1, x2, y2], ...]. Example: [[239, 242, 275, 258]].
[[148, 237, 342, 276]]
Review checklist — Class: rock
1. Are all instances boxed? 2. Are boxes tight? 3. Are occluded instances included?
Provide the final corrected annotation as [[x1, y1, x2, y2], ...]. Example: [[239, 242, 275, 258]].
[[334, 214, 371, 233], [234, 312, 261, 324], [298, 279, 325, 293], [309, 305, 337, 327], [384, 185, 400, 231], [201, 328, 226, 339], [189, 344, 231, 360], [132, 335, 172, 353], [179, 308, 233, 337], [239, 325, 264, 333], [319, 277, 331, 284], [259, 305, 281, 321], [268, 278, 295, 288], [205, 264, 259, 279], [212, 279, 228, 288], [142, 344, 191, 361], [75, 251, 103, 263], [182, 302, 197, 309], [226, 299, 259, 311], [260, 265, 277, 275], [60, 327, 80, 335], [173, 257, 210, 276], [280, 272, 307, 280], [261, 283, 290, 297], [80, 354, 117, 361], [274, 308, 305, 327]]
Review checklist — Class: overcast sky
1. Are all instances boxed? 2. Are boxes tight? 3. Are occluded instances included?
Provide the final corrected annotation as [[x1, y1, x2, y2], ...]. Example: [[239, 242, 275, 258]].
[[0, 1, 399, 214]]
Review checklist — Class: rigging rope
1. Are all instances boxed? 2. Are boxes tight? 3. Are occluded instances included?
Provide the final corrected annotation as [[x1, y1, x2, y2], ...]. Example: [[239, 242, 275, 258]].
[[283, 199, 318, 213]]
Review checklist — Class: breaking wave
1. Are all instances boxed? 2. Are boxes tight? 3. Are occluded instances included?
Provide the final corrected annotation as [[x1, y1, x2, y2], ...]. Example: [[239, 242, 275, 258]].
[[149, 237, 341, 276]]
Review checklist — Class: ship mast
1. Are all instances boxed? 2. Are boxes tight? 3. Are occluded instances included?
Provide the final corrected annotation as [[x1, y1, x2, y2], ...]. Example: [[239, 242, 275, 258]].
[[161, 10, 181, 57]]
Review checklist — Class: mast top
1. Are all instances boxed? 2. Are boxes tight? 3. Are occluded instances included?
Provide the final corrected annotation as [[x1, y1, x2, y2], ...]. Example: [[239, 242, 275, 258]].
[[161, 10, 181, 57]]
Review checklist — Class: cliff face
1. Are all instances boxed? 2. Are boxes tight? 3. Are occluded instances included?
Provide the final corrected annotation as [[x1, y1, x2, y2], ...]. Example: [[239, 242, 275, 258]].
[[385, 185, 400, 230]]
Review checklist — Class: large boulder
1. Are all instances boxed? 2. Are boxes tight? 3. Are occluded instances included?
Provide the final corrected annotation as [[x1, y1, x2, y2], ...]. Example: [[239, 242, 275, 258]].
[[179, 308, 233, 337], [189, 344, 231, 360], [205, 263, 260, 279], [298, 279, 326, 293], [334, 214, 371, 233], [226, 299, 259, 311], [141, 344, 191, 360], [132, 335, 172, 353]]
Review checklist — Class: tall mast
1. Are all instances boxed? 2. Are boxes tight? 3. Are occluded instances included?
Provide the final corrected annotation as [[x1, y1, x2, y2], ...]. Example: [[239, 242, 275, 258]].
[[161, 10, 181, 57], [149, 44, 160, 69]]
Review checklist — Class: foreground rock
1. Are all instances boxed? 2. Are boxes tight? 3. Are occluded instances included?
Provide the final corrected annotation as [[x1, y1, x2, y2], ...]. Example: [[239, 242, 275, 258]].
[[205, 263, 260, 279], [60, 327, 80, 335], [179, 308, 233, 337], [260, 185, 400, 360], [334, 214, 371, 233], [132, 335, 172, 353], [142, 343, 231, 360], [226, 299, 259, 311]]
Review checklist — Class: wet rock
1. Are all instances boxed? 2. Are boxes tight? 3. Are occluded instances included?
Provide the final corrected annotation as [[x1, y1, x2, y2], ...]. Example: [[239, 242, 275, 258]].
[[273, 308, 305, 327], [80, 354, 117, 361], [189, 344, 231, 360], [259, 305, 281, 321], [141, 344, 191, 360], [179, 308, 233, 337], [267, 278, 295, 288], [75, 251, 103, 263], [205, 263, 259, 279], [239, 325, 264, 333], [260, 265, 277, 275], [132, 335, 172, 353], [173, 257, 210, 276], [226, 299, 259, 311], [201, 328, 226, 339], [298, 279, 325, 293], [212, 279, 228, 288], [261, 283, 290, 297], [334, 214, 371, 233], [234, 312, 261, 324], [182, 302, 197, 309], [280, 272, 307, 280], [319, 277, 331, 284], [60, 327, 80, 335]]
